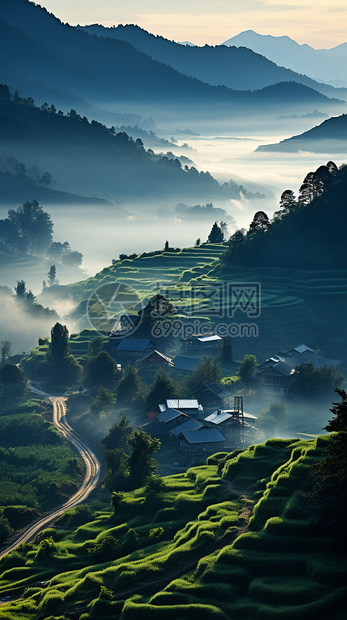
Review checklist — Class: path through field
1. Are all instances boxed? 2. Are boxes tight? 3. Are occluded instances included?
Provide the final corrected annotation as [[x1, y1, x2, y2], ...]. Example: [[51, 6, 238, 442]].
[[0, 386, 101, 559]]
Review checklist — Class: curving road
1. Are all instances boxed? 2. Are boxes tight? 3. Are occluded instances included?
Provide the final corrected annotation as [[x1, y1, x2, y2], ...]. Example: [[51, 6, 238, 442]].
[[0, 386, 101, 559]]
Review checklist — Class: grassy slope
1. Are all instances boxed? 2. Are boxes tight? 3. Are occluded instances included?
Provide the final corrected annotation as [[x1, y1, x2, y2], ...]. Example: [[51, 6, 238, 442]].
[[0, 437, 345, 619], [0, 401, 84, 533], [39, 240, 347, 361]]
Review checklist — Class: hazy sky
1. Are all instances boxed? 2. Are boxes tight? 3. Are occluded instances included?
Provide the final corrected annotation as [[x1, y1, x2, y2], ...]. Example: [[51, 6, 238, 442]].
[[36, 0, 346, 48]]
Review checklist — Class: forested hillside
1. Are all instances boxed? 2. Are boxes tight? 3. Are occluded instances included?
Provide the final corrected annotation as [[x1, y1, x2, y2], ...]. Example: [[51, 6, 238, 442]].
[[257, 113, 347, 152], [0, 86, 253, 202]]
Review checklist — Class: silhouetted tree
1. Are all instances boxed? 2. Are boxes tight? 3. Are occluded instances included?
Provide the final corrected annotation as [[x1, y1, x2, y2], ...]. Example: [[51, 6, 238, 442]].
[[314, 389, 347, 541], [15, 280, 26, 297], [85, 351, 118, 388], [279, 189, 297, 212], [50, 323, 69, 363], [102, 414, 132, 452], [0, 363, 27, 396], [7, 200, 53, 254], [184, 357, 222, 394], [220, 336, 233, 363], [0, 341, 11, 367], [88, 336, 106, 357], [207, 222, 224, 243], [89, 387, 115, 417], [116, 365, 145, 405], [145, 370, 178, 411], [249, 211, 270, 234], [289, 363, 344, 399], [326, 160, 338, 175], [238, 354, 257, 387], [127, 430, 160, 488], [48, 265, 57, 286], [229, 229, 246, 247]]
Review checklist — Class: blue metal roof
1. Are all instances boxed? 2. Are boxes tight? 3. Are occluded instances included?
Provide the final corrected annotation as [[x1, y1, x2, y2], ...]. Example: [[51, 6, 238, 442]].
[[117, 338, 153, 352], [181, 427, 225, 444], [173, 356, 200, 372], [157, 409, 188, 424], [170, 419, 203, 436]]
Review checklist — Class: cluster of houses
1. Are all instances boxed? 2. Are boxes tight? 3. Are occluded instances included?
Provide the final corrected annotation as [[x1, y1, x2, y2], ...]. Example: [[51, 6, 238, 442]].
[[114, 334, 223, 380], [141, 389, 258, 462], [256, 344, 341, 396]]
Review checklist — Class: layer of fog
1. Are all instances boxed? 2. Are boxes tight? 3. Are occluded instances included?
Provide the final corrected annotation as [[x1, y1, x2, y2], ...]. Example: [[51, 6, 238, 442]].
[[0, 288, 77, 354]]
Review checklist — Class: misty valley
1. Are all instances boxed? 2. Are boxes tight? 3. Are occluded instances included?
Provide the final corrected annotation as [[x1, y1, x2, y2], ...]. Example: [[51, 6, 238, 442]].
[[0, 1, 346, 619]]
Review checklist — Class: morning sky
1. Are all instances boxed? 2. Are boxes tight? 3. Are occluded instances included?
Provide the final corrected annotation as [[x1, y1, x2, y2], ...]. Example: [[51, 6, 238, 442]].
[[35, 0, 346, 49]]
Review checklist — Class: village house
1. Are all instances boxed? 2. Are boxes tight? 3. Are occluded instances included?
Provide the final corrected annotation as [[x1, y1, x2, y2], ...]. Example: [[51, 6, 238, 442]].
[[179, 427, 225, 456], [169, 417, 203, 439], [203, 406, 258, 448], [193, 382, 232, 412], [185, 333, 222, 357], [172, 355, 200, 375], [256, 344, 341, 396], [115, 338, 154, 364], [141, 409, 189, 440], [136, 349, 173, 380], [256, 358, 295, 396], [147, 398, 204, 420]]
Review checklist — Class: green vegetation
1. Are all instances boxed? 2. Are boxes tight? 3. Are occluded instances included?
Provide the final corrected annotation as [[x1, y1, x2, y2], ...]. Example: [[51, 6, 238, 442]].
[[0, 435, 345, 619], [0, 400, 84, 543]]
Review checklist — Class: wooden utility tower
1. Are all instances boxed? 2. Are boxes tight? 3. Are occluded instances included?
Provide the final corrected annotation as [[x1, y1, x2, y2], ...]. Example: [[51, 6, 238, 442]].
[[233, 396, 244, 445]]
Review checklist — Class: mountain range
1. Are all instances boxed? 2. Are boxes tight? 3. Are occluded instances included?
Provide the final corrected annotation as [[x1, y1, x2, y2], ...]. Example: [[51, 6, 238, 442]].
[[223, 30, 347, 88], [0, 0, 344, 119], [78, 24, 346, 99]]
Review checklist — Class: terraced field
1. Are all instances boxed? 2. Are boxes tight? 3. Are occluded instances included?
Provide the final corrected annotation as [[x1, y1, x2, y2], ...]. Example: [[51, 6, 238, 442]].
[[0, 437, 345, 620], [37, 242, 347, 360]]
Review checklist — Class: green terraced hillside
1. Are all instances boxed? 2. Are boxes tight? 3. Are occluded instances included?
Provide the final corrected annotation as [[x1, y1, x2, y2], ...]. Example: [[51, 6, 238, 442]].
[[40, 241, 347, 361], [0, 437, 345, 619]]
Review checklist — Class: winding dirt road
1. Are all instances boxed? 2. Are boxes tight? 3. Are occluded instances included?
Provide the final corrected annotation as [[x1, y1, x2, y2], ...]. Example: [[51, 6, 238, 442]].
[[0, 387, 101, 559]]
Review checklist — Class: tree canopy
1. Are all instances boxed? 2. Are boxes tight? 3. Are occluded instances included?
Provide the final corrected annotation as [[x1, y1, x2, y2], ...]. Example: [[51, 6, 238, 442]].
[[0, 200, 53, 255]]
